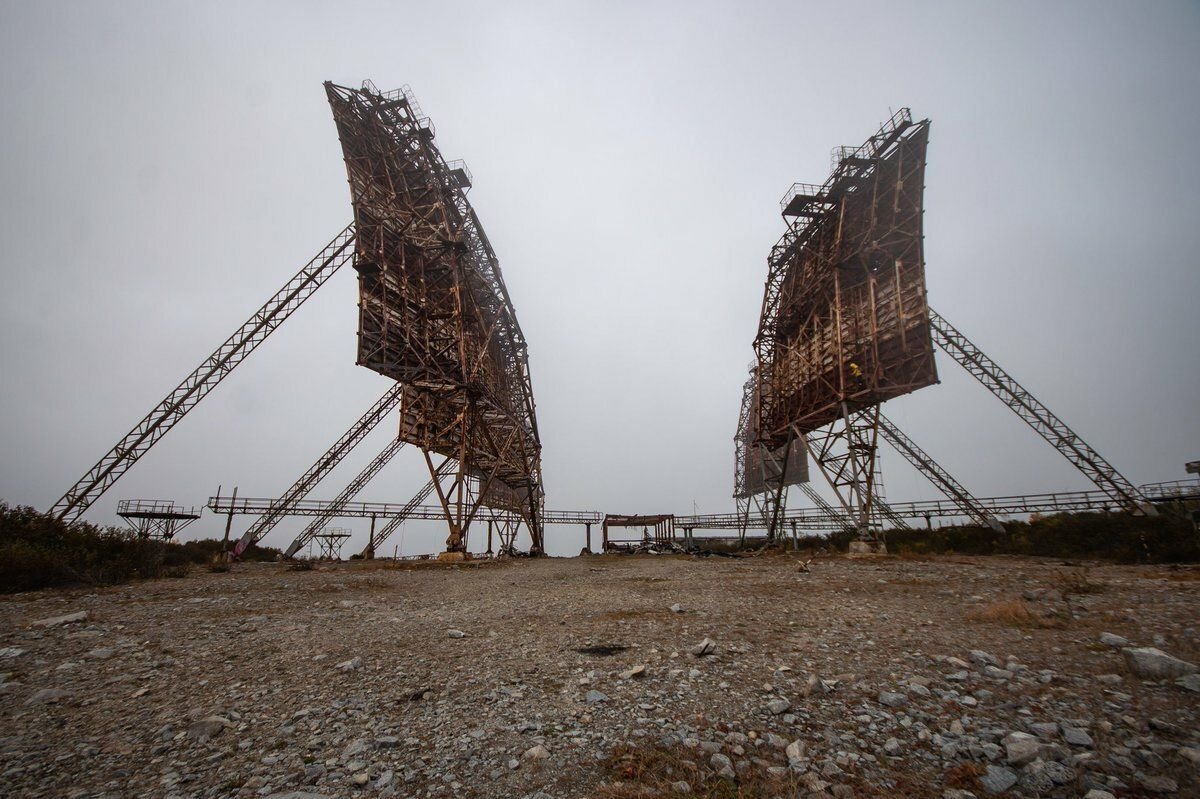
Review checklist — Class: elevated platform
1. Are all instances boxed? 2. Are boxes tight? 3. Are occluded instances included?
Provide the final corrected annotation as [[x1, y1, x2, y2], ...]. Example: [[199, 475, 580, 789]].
[[117, 499, 201, 540]]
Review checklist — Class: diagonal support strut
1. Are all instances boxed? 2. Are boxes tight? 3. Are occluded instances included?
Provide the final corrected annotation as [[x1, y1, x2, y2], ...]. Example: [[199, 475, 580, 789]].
[[50, 225, 356, 522], [233, 382, 404, 556]]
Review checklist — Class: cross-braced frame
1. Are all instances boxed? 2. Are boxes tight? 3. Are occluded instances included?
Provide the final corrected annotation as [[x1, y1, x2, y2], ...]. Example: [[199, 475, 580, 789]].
[[326, 82, 544, 554]]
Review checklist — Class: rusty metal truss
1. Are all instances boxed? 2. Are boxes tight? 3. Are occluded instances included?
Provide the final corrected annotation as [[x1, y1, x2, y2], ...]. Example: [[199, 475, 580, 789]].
[[359, 458, 457, 557], [209, 494, 598, 526], [680, 485, 1168, 533], [313, 528, 352, 560], [876, 410, 1003, 531], [50, 226, 356, 523], [928, 309, 1154, 515], [116, 499, 201, 540], [602, 514, 676, 551], [232, 383, 404, 557], [326, 81, 543, 554], [283, 436, 408, 559], [754, 109, 937, 448]]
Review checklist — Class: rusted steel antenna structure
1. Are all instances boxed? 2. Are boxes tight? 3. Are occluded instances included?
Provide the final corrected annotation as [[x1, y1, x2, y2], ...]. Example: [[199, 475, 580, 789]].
[[875, 411, 1003, 531], [752, 109, 938, 544], [232, 384, 405, 557], [733, 367, 808, 540], [283, 435, 409, 558], [927, 310, 1154, 515], [326, 81, 544, 555], [602, 514, 676, 551], [209, 493, 599, 557], [49, 227, 356, 522], [742, 108, 1152, 538], [313, 528, 352, 560], [116, 499, 201, 540]]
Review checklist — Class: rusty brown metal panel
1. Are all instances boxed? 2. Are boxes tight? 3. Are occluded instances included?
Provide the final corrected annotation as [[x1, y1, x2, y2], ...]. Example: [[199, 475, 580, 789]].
[[754, 110, 937, 447]]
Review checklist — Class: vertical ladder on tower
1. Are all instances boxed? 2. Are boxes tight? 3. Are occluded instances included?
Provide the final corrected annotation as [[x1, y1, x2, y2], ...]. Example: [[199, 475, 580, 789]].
[[50, 225, 357, 522], [233, 382, 405, 556], [877, 411, 1004, 531], [283, 436, 408, 558], [928, 309, 1154, 515]]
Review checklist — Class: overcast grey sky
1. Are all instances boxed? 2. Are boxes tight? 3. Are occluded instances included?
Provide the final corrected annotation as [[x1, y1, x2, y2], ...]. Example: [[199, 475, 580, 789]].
[[1, 1, 1197, 557]]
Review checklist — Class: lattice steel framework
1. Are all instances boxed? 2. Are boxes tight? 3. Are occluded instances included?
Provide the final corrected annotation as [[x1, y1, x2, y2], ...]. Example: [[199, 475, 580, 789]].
[[117, 499, 201, 540], [752, 109, 938, 539], [283, 436, 408, 558], [232, 383, 404, 556], [50, 226, 356, 522], [326, 81, 543, 554], [314, 528, 352, 560], [754, 109, 937, 447], [360, 458, 456, 557], [876, 410, 1003, 531], [733, 368, 808, 540], [928, 310, 1154, 515]]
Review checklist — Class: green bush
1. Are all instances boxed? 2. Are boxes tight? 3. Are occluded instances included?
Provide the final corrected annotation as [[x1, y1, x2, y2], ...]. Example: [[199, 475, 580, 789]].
[[884, 510, 1197, 563], [0, 502, 281, 593]]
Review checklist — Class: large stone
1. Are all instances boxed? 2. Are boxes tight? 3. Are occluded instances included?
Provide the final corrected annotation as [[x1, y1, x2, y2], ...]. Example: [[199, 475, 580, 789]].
[[619, 664, 646, 680], [334, 656, 362, 673], [32, 611, 88, 628], [878, 691, 908, 708], [1061, 725, 1093, 748], [1140, 775, 1178, 794], [1175, 673, 1200, 693], [1121, 647, 1197, 680], [187, 716, 232, 742], [25, 688, 69, 706], [969, 650, 1001, 668], [785, 739, 806, 763], [766, 698, 790, 715], [691, 638, 716, 657], [264, 793, 335, 799], [521, 744, 550, 761], [1082, 791, 1116, 799], [1098, 632, 1129, 648], [1003, 732, 1041, 766], [709, 753, 735, 779], [979, 765, 1018, 794], [584, 690, 608, 704]]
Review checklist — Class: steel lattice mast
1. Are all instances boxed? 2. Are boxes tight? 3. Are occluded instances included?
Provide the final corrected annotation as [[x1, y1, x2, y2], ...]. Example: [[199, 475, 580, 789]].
[[232, 383, 404, 556], [50, 226, 356, 522], [283, 436, 408, 558], [928, 309, 1154, 515]]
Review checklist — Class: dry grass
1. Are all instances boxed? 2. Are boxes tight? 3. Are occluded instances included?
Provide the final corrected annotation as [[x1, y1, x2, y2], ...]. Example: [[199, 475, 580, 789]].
[[595, 743, 803, 798], [1052, 567, 1105, 597], [968, 598, 1066, 629], [1157, 568, 1200, 582]]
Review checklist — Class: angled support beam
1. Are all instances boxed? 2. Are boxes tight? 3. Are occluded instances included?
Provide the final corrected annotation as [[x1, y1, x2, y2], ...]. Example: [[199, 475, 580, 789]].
[[361, 458, 457, 557], [797, 483, 857, 534], [877, 411, 1004, 531], [233, 382, 404, 556], [929, 308, 1154, 515], [284, 436, 407, 558], [50, 225, 356, 522]]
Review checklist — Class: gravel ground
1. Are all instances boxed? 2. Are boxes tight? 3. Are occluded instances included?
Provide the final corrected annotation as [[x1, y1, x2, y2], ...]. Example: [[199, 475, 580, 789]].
[[1, 553, 1198, 798]]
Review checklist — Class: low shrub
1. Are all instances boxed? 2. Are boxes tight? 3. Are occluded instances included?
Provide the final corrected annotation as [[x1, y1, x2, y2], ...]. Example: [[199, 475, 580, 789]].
[[0, 502, 281, 593]]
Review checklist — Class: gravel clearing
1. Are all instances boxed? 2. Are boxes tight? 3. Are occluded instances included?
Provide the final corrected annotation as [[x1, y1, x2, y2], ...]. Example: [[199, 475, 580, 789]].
[[1, 553, 1197, 798]]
